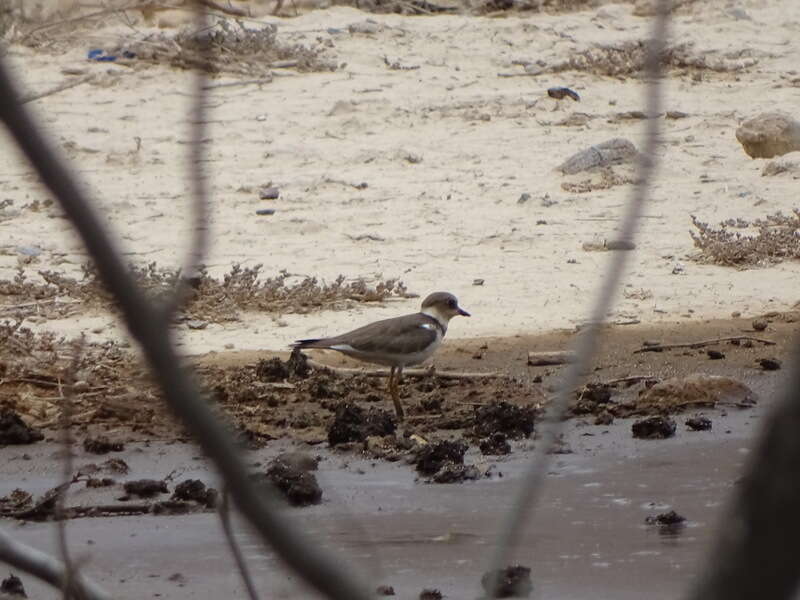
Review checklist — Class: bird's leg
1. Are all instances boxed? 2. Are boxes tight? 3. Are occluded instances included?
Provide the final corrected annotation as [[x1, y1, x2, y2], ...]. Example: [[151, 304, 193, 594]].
[[389, 366, 404, 421]]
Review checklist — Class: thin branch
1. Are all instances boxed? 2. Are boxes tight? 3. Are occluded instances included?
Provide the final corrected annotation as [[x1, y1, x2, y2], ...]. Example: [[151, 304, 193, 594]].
[[0, 528, 110, 600], [483, 1, 671, 596], [0, 24, 371, 600], [305, 358, 499, 379], [684, 340, 800, 600], [633, 336, 775, 353], [218, 489, 260, 600], [162, 0, 211, 321], [20, 75, 94, 105]]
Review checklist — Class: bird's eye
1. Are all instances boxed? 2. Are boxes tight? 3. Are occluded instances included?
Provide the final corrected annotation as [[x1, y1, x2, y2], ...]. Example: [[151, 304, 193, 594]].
[[448, 299, 456, 308]]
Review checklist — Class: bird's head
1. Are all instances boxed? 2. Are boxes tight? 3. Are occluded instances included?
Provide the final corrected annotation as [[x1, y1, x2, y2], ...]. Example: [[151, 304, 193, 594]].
[[420, 291, 470, 325]]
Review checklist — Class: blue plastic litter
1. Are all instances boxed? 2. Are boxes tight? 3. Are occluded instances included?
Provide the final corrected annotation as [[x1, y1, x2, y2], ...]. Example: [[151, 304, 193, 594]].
[[88, 49, 136, 62]]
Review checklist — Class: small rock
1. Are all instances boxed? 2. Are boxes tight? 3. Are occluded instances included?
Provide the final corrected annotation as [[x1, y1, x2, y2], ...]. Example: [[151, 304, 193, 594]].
[[481, 565, 533, 598], [736, 111, 800, 159], [758, 358, 781, 371], [0, 410, 44, 445], [558, 138, 637, 175], [547, 87, 580, 102], [259, 186, 280, 200], [432, 463, 481, 484], [706, 349, 725, 360], [347, 19, 381, 34], [419, 589, 443, 600], [517, 192, 531, 204], [731, 311, 741, 318], [415, 440, 467, 476], [685, 416, 712, 431], [666, 110, 689, 119], [645, 509, 686, 534], [752, 318, 768, 331], [186, 320, 209, 330], [172, 479, 218, 508], [72, 380, 90, 393], [632, 416, 676, 440], [0, 574, 26, 597], [255, 208, 276, 216], [639, 374, 757, 409], [265, 458, 323, 507], [473, 278, 485, 286]]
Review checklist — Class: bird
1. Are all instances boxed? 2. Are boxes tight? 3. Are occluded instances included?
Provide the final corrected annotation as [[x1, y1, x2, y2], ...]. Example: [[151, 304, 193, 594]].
[[291, 291, 470, 420]]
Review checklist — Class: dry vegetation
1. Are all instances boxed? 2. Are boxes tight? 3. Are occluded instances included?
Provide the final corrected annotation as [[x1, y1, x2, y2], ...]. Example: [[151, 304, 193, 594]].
[[690, 210, 800, 267], [0, 263, 411, 322]]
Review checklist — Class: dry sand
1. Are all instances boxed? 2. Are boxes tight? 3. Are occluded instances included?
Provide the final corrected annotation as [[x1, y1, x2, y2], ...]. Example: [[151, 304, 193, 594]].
[[1, 0, 799, 354]]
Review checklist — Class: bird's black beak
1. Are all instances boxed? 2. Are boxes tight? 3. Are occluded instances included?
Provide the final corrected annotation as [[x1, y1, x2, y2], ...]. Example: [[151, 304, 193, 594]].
[[458, 307, 470, 317]]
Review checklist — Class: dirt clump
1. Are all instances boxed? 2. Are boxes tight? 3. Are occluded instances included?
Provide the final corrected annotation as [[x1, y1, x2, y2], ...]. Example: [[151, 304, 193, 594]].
[[0, 410, 44, 445], [480, 565, 533, 598], [0, 489, 33, 513], [263, 456, 322, 507], [632, 416, 676, 439], [473, 402, 535, 439], [376, 584, 395, 595], [328, 403, 396, 446], [172, 480, 218, 508], [0, 574, 26, 597], [123, 479, 168, 499], [83, 435, 124, 454], [419, 589, 443, 600], [646, 510, 687, 534], [685, 415, 712, 431], [479, 432, 511, 456], [572, 383, 613, 415], [758, 357, 781, 371], [415, 439, 481, 483]]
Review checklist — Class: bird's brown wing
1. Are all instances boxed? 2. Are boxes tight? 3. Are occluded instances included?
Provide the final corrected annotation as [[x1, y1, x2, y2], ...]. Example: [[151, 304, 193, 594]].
[[297, 313, 439, 355]]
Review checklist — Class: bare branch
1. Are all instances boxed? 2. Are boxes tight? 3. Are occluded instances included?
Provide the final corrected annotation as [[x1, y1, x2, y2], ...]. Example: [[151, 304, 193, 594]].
[[685, 342, 800, 599], [162, 0, 211, 321], [0, 36, 371, 600], [0, 528, 111, 600], [218, 489, 260, 600], [483, 0, 671, 595]]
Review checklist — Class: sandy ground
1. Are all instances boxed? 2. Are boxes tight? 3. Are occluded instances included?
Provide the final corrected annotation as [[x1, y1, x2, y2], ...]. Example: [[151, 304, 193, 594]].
[[1, 0, 799, 354]]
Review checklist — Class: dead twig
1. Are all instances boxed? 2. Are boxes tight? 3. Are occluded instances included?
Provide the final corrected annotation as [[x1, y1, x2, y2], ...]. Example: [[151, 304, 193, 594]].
[[198, 0, 249, 16], [305, 358, 499, 380], [600, 375, 657, 386], [633, 336, 775, 353], [218, 489, 260, 600], [484, 1, 671, 596], [202, 78, 272, 90], [0, 528, 110, 600], [20, 75, 94, 105]]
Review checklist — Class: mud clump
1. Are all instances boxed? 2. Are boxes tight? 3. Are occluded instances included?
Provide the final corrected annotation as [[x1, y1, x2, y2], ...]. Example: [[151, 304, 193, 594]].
[[256, 350, 311, 382], [572, 383, 613, 415], [758, 357, 781, 371], [646, 509, 686, 534], [415, 440, 479, 483], [419, 590, 442, 600], [172, 479, 218, 508], [264, 455, 322, 507], [327, 403, 396, 446], [481, 565, 533, 598], [0, 410, 44, 445], [123, 479, 168, 498], [473, 402, 535, 439], [376, 584, 395, 596], [0, 574, 26, 597], [632, 416, 676, 439], [83, 435, 124, 454], [479, 432, 511, 456], [685, 416, 712, 431]]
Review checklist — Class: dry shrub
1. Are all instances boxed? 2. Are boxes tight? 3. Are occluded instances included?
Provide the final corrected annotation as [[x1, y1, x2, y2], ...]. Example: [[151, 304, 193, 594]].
[[0, 263, 411, 323], [116, 20, 336, 76], [548, 40, 753, 77], [690, 211, 800, 267]]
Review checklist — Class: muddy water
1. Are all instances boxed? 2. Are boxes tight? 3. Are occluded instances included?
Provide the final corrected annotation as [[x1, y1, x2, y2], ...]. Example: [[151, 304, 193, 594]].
[[0, 396, 768, 600]]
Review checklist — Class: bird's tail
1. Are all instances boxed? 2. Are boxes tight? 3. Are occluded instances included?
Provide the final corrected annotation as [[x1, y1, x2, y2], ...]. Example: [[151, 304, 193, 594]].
[[291, 338, 328, 349]]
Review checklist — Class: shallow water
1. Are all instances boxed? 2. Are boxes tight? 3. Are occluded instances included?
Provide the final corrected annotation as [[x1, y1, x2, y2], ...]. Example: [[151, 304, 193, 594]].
[[0, 399, 765, 600]]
